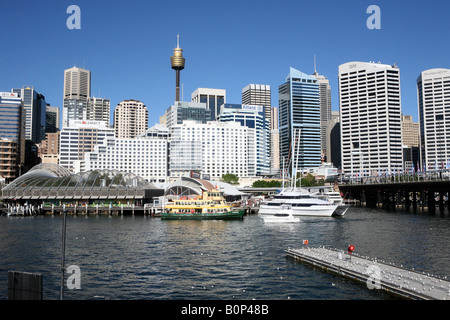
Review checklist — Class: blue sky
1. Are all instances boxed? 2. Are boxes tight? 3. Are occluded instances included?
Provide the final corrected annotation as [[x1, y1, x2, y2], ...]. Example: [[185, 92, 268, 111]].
[[1, 0, 449, 126]]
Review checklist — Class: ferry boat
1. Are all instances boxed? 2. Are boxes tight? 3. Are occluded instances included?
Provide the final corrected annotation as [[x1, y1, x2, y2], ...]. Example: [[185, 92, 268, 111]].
[[258, 188, 339, 217], [161, 189, 245, 220]]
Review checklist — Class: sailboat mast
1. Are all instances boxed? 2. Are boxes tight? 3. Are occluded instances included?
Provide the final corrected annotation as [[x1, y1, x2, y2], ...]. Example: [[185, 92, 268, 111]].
[[294, 129, 301, 190], [291, 129, 297, 189]]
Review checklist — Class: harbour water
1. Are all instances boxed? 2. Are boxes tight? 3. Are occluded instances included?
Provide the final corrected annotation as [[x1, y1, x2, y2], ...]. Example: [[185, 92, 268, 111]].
[[0, 206, 449, 300]]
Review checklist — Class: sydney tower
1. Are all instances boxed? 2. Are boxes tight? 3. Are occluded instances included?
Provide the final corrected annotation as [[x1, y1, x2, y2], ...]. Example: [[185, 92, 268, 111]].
[[170, 35, 185, 102]]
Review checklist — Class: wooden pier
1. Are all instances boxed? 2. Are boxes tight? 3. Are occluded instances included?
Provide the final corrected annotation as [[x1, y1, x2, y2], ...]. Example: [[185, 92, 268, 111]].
[[286, 247, 450, 300]]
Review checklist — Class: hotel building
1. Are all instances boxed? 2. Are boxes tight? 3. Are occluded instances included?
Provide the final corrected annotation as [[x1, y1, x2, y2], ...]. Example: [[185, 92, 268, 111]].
[[169, 120, 250, 180], [80, 124, 169, 183], [217, 103, 270, 176], [339, 61, 403, 175]]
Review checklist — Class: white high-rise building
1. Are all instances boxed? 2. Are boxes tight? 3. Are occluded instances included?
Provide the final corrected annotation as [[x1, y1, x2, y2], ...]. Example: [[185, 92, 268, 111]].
[[339, 61, 403, 175], [169, 120, 250, 180], [217, 104, 270, 176], [417, 68, 450, 170], [80, 124, 169, 183]]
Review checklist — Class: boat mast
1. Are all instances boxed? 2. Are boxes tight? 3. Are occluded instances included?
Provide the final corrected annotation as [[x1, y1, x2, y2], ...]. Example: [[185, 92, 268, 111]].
[[293, 128, 301, 190], [295, 128, 301, 189], [291, 129, 297, 189]]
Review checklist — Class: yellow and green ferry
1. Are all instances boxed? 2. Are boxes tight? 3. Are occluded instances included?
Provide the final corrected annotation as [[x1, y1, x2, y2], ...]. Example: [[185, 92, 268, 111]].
[[161, 189, 245, 220]]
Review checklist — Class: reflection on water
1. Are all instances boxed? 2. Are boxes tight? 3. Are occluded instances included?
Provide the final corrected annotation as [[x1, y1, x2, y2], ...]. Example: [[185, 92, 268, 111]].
[[0, 206, 449, 300]]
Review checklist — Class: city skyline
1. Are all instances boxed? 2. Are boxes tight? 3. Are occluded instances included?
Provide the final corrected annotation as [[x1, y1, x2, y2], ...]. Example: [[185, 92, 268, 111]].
[[2, 1, 449, 127]]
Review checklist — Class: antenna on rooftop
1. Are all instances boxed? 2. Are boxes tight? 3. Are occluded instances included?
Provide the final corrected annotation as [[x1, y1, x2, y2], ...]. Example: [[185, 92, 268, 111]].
[[314, 54, 317, 74]]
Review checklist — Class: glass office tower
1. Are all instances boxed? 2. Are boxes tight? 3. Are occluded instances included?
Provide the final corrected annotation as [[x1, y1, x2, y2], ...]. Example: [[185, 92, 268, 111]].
[[11, 86, 46, 144], [278, 67, 321, 171]]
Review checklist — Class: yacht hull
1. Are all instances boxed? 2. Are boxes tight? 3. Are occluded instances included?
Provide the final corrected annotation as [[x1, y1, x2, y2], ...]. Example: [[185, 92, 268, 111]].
[[259, 204, 338, 217]]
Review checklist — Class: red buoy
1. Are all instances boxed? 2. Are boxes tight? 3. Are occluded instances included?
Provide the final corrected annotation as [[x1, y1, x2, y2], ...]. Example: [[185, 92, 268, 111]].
[[348, 245, 355, 253]]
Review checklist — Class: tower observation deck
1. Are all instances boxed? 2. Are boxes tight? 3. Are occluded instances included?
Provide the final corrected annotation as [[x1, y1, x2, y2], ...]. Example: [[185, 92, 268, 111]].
[[171, 35, 185, 102]]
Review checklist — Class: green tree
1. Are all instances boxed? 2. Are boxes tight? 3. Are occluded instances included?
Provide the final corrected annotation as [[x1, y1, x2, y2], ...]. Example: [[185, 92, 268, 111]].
[[221, 173, 239, 184], [251, 180, 282, 188], [297, 173, 324, 187]]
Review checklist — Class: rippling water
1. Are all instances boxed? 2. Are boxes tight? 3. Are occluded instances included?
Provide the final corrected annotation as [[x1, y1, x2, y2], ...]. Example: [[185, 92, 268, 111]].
[[1, 206, 449, 300]]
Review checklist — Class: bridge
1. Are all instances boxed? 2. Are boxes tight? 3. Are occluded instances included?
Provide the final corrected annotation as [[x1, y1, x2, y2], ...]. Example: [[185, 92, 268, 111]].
[[338, 170, 450, 212]]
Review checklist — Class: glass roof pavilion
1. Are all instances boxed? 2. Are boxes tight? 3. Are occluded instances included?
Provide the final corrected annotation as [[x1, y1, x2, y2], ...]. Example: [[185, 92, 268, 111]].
[[1, 163, 162, 202]]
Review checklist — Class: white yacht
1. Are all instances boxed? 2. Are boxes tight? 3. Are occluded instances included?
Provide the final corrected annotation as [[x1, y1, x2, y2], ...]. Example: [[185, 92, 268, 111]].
[[262, 213, 300, 223], [263, 129, 339, 217], [259, 188, 338, 217], [309, 187, 349, 216]]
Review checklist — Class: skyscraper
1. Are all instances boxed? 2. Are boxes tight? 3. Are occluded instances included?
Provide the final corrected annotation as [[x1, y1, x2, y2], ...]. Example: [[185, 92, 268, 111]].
[[63, 99, 87, 127], [311, 69, 332, 161], [402, 115, 419, 148], [270, 106, 280, 174], [0, 92, 25, 181], [242, 84, 278, 173], [278, 67, 321, 171], [417, 68, 450, 170], [242, 84, 271, 123], [191, 88, 226, 121], [11, 86, 46, 144], [339, 61, 403, 175], [326, 111, 341, 169], [114, 99, 149, 138], [64, 66, 91, 100], [45, 105, 60, 133], [63, 66, 91, 127]]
